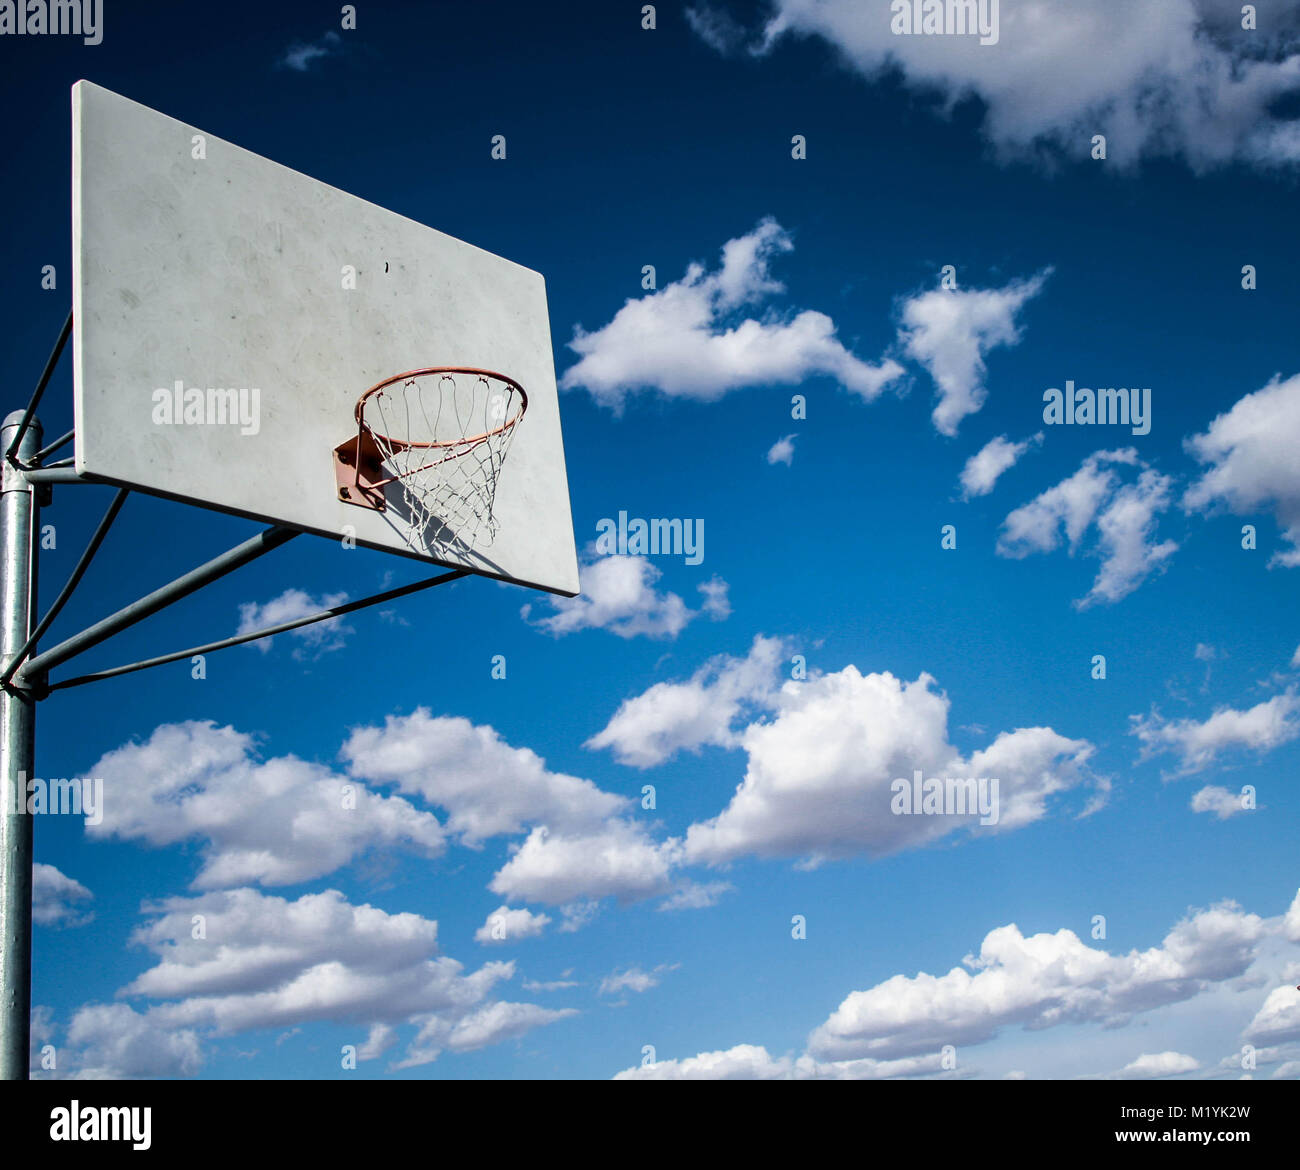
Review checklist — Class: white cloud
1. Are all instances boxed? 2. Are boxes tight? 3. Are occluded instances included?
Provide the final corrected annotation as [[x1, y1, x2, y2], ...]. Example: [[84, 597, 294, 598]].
[[1131, 691, 1300, 776], [32, 863, 92, 928], [1191, 785, 1251, 819], [237, 588, 351, 657], [558, 901, 600, 933], [599, 963, 676, 996], [614, 1043, 948, 1080], [445, 1001, 576, 1051], [561, 218, 903, 409], [489, 821, 681, 906], [279, 30, 342, 72], [523, 556, 718, 640], [767, 433, 798, 465], [658, 880, 733, 912], [393, 1001, 577, 1067], [1115, 1051, 1201, 1079], [807, 900, 1267, 1061], [1085, 469, 1180, 607], [62, 1004, 202, 1080], [743, 1, 1300, 170], [489, 649, 1095, 905], [697, 576, 731, 620], [612, 887, 1300, 1079], [87, 721, 444, 889], [1293, 644, 1300, 669], [475, 905, 551, 945], [617, 1043, 789, 1080], [119, 887, 569, 1069], [1215, 1041, 1296, 1075], [899, 274, 1050, 435], [586, 635, 785, 767], [999, 449, 1136, 555], [522, 977, 579, 992], [684, 666, 1097, 865], [959, 433, 1042, 499], [1245, 986, 1300, 1045], [341, 708, 625, 844], [357, 1023, 397, 1061], [998, 449, 1177, 607], [684, 5, 750, 54], [1184, 372, 1300, 567], [1285, 890, 1300, 943]]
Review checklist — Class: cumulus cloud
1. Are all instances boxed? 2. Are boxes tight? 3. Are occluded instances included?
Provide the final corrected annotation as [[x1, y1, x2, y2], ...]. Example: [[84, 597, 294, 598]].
[[612, 888, 1300, 1078], [1190, 785, 1251, 819], [475, 905, 551, 945], [614, 1043, 950, 1080], [87, 721, 444, 889], [489, 821, 681, 906], [1245, 986, 1300, 1045], [62, 1004, 202, 1080], [807, 900, 1267, 1061], [341, 708, 625, 844], [617, 1043, 790, 1080], [998, 449, 1177, 607], [523, 556, 724, 640], [729, 1, 1300, 170], [1184, 372, 1300, 567], [1086, 469, 1180, 605], [586, 635, 786, 767], [119, 887, 570, 1069], [697, 576, 732, 620], [357, 1023, 397, 1061], [767, 434, 798, 466], [561, 218, 903, 409], [32, 863, 93, 928], [1131, 691, 1300, 776], [1113, 1051, 1201, 1079], [898, 273, 1050, 435], [439, 1001, 576, 1054], [999, 449, 1137, 554], [237, 588, 351, 657], [684, 665, 1098, 865], [959, 433, 1042, 499], [1285, 890, 1300, 943]]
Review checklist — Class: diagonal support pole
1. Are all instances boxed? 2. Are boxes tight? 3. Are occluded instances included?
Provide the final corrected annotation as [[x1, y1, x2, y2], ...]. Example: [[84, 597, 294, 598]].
[[46, 569, 468, 691], [17, 526, 298, 689], [5, 314, 70, 465], [0, 488, 128, 688]]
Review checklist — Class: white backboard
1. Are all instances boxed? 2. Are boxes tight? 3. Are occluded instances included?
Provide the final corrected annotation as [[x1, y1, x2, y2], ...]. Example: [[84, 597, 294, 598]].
[[71, 81, 579, 596]]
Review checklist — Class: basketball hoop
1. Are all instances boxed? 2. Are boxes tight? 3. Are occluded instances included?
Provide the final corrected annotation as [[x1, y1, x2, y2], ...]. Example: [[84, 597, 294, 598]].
[[333, 367, 527, 551]]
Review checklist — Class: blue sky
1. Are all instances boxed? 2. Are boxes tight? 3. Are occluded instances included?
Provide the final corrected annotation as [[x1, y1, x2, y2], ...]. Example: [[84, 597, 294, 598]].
[[3, 0, 1300, 1080]]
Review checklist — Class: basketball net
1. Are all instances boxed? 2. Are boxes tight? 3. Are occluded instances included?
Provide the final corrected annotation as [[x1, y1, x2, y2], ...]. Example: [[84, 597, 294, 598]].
[[356, 369, 527, 552]]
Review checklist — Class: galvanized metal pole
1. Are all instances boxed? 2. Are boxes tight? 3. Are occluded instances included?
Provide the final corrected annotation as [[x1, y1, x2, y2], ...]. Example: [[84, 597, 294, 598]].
[[0, 410, 39, 1080]]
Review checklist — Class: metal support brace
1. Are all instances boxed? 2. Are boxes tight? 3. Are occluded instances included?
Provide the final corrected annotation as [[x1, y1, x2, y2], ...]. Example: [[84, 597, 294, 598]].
[[48, 569, 468, 691], [18, 527, 299, 691], [4, 313, 70, 464], [0, 488, 128, 688]]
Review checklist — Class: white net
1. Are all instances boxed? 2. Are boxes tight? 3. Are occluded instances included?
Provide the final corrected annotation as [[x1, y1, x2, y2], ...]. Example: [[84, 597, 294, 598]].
[[363, 369, 526, 554]]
